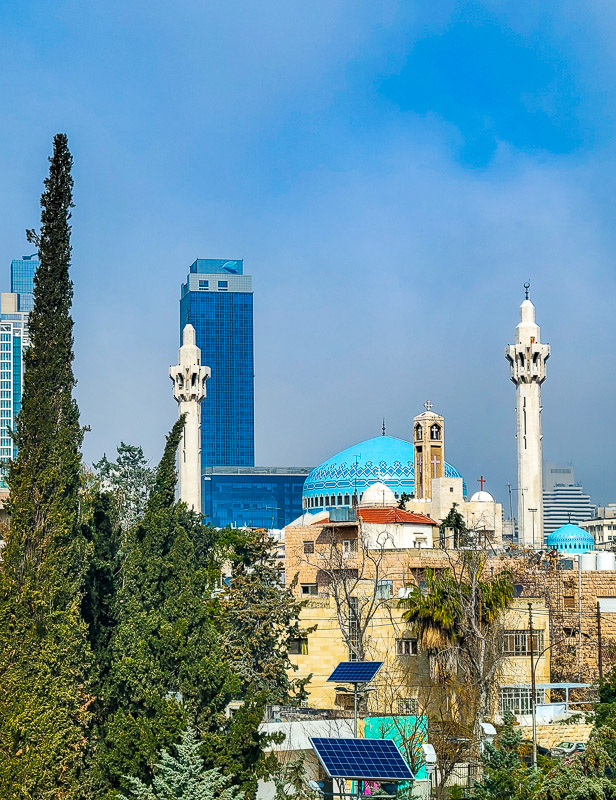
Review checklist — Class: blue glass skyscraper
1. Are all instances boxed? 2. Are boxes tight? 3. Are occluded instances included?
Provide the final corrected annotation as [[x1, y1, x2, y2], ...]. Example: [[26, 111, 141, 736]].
[[178, 258, 308, 527], [180, 259, 254, 467], [0, 254, 38, 487]]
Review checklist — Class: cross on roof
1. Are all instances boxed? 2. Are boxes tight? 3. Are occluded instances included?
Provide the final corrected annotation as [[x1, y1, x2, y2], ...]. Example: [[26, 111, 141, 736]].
[[424, 400, 433, 412], [478, 475, 486, 491]]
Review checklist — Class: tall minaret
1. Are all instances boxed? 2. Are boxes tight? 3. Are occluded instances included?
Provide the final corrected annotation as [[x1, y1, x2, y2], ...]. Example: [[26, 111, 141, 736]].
[[169, 324, 210, 511], [505, 285, 550, 547]]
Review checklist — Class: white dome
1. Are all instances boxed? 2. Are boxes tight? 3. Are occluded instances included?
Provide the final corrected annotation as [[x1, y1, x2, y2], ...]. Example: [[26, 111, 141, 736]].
[[360, 481, 397, 507], [469, 490, 495, 503]]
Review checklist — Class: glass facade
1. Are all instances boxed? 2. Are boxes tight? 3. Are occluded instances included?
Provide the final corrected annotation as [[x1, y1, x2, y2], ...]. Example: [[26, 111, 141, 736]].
[[202, 468, 309, 529], [0, 256, 37, 488], [180, 259, 254, 468], [10, 255, 38, 312]]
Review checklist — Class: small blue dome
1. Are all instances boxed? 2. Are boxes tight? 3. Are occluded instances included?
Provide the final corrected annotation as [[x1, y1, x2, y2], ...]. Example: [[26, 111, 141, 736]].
[[546, 524, 594, 553], [302, 435, 463, 509]]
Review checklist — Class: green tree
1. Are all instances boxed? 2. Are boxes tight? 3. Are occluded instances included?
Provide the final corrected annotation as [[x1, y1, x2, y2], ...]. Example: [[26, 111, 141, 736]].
[[397, 492, 412, 510], [439, 503, 469, 548], [220, 528, 311, 701], [119, 726, 244, 800], [474, 712, 536, 800], [94, 442, 155, 530], [91, 419, 239, 799], [0, 134, 93, 798]]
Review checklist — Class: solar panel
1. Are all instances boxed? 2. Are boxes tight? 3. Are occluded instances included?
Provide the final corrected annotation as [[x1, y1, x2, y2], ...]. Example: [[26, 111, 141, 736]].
[[327, 661, 383, 683], [311, 737, 413, 781]]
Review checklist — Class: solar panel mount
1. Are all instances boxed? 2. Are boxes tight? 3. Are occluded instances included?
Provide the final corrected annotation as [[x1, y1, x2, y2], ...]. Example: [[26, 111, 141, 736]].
[[327, 661, 383, 684], [310, 737, 413, 781]]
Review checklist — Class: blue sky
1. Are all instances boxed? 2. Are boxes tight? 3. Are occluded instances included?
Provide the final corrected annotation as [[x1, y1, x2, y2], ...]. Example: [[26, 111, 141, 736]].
[[0, 0, 614, 504]]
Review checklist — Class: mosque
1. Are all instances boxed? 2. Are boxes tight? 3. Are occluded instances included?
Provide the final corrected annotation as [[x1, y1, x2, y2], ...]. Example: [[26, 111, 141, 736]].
[[299, 403, 503, 547]]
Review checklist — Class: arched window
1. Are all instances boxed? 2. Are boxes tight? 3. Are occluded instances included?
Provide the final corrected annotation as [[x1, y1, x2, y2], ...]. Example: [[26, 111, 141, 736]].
[[319, 496, 324, 507], [415, 424, 422, 441], [325, 495, 330, 506], [430, 424, 441, 441], [344, 494, 350, 505], [338, 494, 343, 506]]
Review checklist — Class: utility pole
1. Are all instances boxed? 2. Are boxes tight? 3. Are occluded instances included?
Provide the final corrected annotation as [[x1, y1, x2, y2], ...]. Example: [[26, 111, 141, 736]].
[[597, 601, 604, 681], [528, 602, 537, 769]]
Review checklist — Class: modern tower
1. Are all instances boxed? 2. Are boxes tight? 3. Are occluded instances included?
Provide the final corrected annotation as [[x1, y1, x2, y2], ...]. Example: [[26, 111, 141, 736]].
[[170, 324, 210, 511], [0, 254, 39, 487], [505, 286, 550, 547], [179, 259, 254, 468]]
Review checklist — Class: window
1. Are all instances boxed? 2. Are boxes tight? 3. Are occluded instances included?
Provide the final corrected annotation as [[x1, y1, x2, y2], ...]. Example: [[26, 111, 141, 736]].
[[503, 630, 544, 656], [342, 539, 358, 555], [288, 637, 309, 655], [415, 424, 422, 441], [397, 698, 418, 715], [396, 638, 418, 656], [376, 579, 393, 599], [301, 584, 318, 596], [337, 494, 343, 505], [563, 595, 575, 609], [218, 280, 228, 288], [303, 540, 315, 554], [430, 424, 441, 441], [499, 687, 545, 716], [344, 494, 350, 505], [198, 280, 208, 288]]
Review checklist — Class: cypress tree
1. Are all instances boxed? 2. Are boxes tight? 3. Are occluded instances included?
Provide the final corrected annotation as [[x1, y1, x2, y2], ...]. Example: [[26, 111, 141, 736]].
[[92, 419, 240, 799], [0, 134, 92, 797]]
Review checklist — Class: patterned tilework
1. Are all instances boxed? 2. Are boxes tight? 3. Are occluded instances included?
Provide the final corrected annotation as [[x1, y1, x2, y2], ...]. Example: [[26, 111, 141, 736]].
[[302, 435, 463, 504]]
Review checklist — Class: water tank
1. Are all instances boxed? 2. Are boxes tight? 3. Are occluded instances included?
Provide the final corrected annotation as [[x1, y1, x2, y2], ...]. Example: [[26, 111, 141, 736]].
[[597, 551, 616, 571], [580, 552, 597, 571]]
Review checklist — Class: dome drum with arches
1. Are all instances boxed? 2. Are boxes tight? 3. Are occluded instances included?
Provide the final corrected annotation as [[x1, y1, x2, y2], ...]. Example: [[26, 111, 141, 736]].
[[302, 435, 464, 511], [545, 524, 594, 554]]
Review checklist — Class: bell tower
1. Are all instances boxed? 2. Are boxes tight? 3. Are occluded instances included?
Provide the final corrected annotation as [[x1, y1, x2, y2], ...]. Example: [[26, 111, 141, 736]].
[[505, 285, 550, 547], [413, 402, 445, 500]]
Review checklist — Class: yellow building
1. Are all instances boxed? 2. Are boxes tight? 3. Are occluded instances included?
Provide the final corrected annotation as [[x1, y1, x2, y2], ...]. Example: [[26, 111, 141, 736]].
[[285, 496, 550, 723]]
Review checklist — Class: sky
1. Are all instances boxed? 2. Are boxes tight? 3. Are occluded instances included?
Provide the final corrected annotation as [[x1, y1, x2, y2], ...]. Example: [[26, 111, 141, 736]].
[[0, 0, 614, 506]]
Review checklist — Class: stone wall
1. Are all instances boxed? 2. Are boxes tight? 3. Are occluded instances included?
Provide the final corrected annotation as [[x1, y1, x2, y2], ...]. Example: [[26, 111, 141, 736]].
[[518, 722, 593, 749]]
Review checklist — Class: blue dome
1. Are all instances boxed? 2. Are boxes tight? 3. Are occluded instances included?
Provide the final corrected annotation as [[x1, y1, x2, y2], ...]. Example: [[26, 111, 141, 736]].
[[302, 435, 463, 509], [545, 524, 594, 553]]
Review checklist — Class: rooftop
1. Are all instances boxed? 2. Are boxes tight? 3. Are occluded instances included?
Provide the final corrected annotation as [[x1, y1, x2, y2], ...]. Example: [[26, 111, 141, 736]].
[[357, 508, 438, 525]]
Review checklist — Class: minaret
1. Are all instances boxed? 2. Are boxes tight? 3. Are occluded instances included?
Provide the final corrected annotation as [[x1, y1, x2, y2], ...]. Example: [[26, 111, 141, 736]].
[[169, 324, 210, 511], [505, 285, 550, 547]]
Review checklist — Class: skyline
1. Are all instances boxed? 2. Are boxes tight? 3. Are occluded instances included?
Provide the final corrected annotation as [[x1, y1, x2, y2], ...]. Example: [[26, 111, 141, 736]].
[[0, 2, 614, 505]]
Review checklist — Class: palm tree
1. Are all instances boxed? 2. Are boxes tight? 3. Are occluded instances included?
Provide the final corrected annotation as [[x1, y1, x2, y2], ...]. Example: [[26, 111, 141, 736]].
[[400, 557, 514, 742]]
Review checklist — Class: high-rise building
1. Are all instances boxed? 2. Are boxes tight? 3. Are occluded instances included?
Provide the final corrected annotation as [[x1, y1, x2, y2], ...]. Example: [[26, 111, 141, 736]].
[[0, 254, 39, 487], [505, 287, 550, 547], [179, 259, 254, 468], [543, 462, 596, 539], [178, 258, 308, 527]]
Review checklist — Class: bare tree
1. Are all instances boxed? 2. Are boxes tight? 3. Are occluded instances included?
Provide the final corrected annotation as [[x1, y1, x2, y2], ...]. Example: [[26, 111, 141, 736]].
[[301, 521, 406, 661]]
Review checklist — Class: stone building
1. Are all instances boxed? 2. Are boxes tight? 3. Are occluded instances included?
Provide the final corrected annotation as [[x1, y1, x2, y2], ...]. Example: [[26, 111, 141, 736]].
[[285, 488, 549, 721]]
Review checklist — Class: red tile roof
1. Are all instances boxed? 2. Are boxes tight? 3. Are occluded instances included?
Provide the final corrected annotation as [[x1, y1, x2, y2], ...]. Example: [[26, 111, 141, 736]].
[[357, 508, 438, 525]]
